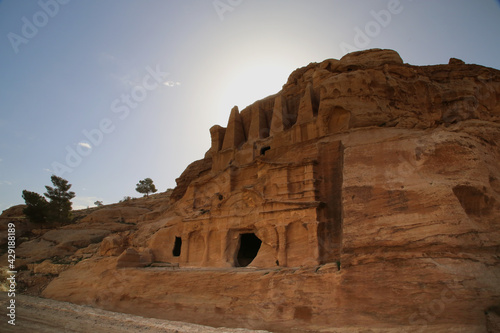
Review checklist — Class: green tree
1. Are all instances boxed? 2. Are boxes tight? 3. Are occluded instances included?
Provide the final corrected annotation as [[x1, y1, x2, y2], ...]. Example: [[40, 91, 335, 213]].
[[44, 175, 76, 223], [135, 178, 157, 197], [22, 190, 49, 223], [22, 175, 76, 224]]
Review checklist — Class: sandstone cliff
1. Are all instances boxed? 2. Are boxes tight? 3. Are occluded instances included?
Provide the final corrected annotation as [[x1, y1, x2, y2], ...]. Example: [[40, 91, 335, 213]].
[[2, 49, 500, 332]]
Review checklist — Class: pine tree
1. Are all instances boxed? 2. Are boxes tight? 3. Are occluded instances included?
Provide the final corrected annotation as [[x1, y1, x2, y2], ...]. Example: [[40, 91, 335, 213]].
[[22, 175, 76, 225], [135, 178, 158, 197], [44, 175, 76, 224], [22, 190, 49, 223]]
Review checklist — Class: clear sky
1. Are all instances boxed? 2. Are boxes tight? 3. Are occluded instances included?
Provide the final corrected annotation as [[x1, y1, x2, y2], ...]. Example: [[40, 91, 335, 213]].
[[1, 0, 499, 211]]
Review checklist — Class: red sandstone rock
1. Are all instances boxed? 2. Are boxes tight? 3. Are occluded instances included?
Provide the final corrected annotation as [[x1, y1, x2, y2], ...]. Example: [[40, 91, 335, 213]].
[[99, 232, 130, 256], [0, 205, 34, 246], [80, 206, 150, 227], [116, 247, 153, 268], [30, 259, 71, 275]]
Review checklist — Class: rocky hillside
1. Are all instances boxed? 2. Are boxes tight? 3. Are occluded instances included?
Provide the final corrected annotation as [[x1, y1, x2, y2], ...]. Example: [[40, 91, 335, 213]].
[[0, 190, 172, 295]]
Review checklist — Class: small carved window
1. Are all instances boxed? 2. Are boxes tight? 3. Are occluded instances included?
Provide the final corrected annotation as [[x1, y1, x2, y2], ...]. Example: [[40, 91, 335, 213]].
[[260, 146, 271, 156]]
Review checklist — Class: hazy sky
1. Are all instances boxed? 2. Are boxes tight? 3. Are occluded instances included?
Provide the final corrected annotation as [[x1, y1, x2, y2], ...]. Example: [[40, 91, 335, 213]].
[[1, 0, 499, 211]]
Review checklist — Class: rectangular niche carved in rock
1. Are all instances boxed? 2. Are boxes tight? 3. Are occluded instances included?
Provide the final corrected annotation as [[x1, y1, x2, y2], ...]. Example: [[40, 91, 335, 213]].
[[172, 236, 182, 257]]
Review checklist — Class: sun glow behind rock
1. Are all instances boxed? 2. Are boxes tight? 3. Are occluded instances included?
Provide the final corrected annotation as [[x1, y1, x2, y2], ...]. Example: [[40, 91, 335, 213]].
[[220, 60, 293, 112]]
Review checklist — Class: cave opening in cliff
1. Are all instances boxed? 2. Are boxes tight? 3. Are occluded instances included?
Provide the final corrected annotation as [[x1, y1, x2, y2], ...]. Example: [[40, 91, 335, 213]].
[[236, 233, 262, 267], [172, 237, 182, 257]]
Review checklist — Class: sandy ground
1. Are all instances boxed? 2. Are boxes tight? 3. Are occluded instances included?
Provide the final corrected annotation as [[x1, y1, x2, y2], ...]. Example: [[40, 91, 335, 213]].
[[0, 294, 270, 333]]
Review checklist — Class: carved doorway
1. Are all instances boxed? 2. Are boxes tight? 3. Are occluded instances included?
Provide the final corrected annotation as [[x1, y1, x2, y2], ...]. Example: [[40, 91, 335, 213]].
[[236, 233, 262, 267], [172, 236, 182, 257]]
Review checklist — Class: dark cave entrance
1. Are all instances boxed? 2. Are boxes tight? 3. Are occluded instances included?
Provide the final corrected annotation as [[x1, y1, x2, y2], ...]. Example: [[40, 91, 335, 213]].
[[236, 233, 262, 267], [260, 146, 271, 156], [172, 237, 182, 257]]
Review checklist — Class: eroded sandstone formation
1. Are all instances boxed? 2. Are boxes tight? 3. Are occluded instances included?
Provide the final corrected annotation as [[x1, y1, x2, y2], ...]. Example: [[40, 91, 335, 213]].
[[144, 48, 500, 273], [4, 49, 500, 332]]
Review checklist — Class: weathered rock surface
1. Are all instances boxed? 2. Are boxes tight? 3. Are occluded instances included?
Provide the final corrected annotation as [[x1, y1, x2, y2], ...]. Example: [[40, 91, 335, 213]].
[[0, 294, 270, 333], [0, 191, 173, 295], [0, 205, 33, 247], [99, 232, 131, 256], [116, 247, 154, 268], [4, 49, 500, 332], [80, 206, 150, 225], [15, 228, 111, 267], [29, 259, 71, 275]]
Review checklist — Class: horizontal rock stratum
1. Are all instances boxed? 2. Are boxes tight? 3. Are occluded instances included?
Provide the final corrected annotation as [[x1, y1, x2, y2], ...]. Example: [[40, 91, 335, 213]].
[[4, 49, 500, 332]]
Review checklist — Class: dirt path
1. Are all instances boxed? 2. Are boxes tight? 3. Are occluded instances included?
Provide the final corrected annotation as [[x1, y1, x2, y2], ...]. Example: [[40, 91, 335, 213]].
[[0, 294, 270, 333]]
